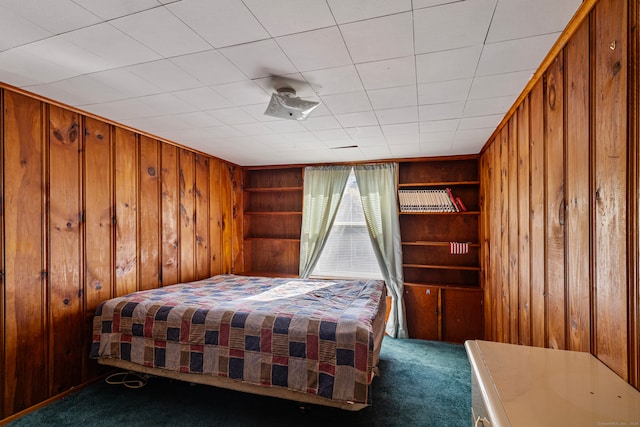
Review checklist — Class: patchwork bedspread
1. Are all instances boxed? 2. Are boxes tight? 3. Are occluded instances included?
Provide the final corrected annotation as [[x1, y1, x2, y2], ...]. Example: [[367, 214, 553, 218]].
[[91, 275, 385, 405]]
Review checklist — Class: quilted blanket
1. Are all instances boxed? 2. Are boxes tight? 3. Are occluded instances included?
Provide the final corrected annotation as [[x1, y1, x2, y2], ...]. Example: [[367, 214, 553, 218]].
[[90, 275, 385, 405]]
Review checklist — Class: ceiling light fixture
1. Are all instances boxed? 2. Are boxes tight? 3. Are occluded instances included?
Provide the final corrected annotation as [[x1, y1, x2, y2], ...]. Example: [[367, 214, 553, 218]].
[[264, 87, 320, 121]]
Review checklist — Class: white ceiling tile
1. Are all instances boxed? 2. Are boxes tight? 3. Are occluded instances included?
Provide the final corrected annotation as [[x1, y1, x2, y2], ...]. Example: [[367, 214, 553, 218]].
[[127, 59, 202, 92], [413, 0, 462, 9], [170, 50, 246, 86], [416, 46, 483, 84], [243, 0, 335, 37], [301, 116, 342, 131], [62, 23, 161, 68], [264, 120, 307, 134], [368, 85, 417, 110], [0, 38, 109, 84], [276, 27, 351, 72], [418, 78, 472, 105], [335, 111, 378, 128], [476, 33, 560, 76], [314, 128, 351, 141], [89, 68, 162, 98], [136, 93, 197, 116], [111, 7, 210, 57], [327, 0, 411, 24], [413, 0, 497, 54], [320, 91, 372, 115], [419, 119, 460, 133], [468, 70, 534, 100], [420, 140, 453, 156], [0, 5, 52, 51], [486, 0, 582, 43], [34, 75, 125, 106], [345, 126, 384, 140], [458, 114, 504, 130], [206, 107, 257, 125], [382, 122, 419, 136], [212, 80, 271, 106], [376, 106, 419, 125], [390, 143, 422, 158], [386, 134, 419, 145], [1, 0, 101, 34], [72, 0, 161, 20], [220, 39, 297, 79], [82, 98, 150, 121], [340, 12, 414, 63], [420, 131, 455, 144], [168, 0, 269, 48], [419, 101, 465, 121], [303, 65, 364, 95], [232, 122, 274, 136], [463, 96, 515, 117], [172, 87, 233, 110], [356, 56, 416, 90]]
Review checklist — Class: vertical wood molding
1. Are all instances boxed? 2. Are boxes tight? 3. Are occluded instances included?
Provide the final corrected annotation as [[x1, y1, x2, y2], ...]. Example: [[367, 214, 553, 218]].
[[161, 144, 179, 286], [544, 54, 566, 350], [195, 154, 211, 279], [593, 0, 628, 379], [517, 99, 531, 346], [628, 0, 639, 388], [139, 136, 161, 291], [47, 104, 83, 395], [179, 149, 196, 283], [529, 81, 546, 348], [565, 20, 592, 353], [499, 128, 510, 343], [507, 116, 520, 344], [0, 88, 5, 420]]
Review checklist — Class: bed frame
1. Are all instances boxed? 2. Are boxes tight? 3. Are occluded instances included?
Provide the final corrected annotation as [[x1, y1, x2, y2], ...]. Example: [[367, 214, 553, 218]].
[[95, 282, 387, 411]]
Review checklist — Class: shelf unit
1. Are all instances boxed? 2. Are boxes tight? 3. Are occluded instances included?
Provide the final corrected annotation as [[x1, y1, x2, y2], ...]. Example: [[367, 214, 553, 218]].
[[243, 167, 303, 277], [398, 156, 483, 342]]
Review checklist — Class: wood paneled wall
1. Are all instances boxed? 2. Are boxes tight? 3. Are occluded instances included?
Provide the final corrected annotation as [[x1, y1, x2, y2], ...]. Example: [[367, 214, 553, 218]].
[[0, 86, 243, 419], [480, 0, 639, 388]]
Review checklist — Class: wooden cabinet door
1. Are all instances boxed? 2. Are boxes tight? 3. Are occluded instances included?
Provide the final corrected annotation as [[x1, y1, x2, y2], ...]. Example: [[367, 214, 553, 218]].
[[404, 285, 439, 340], [441, 288, 483, 342]]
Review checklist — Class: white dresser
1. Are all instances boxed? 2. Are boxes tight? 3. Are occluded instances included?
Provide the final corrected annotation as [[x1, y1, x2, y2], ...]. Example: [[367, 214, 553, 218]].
[[465, 340, 640, 427]]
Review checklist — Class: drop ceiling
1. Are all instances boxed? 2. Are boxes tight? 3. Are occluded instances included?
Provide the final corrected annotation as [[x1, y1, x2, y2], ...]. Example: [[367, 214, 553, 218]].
[[0, 0, 582, 166]]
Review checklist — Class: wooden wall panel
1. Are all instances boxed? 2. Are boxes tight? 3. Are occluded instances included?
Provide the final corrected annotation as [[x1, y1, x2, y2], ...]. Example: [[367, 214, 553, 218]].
[[564, 20, 591, 353], [47, 105, 82, 395], [529, 81, 546, 348], [221, 164, 233, 273], [82, 117, 112, 381], [0, 89, 4, 418], [480, 0, 637, 389], [161, 144, 179, 286], [630, 0, 640, 389], [544, 55, 566, 350], [507, 117, 519, 344], [479, 143, 493, 340], [0, 85, 240, 421], [499, 127, 509, 343], [209, 158, 223, 275], [229, 165, 244, 274], [195, 154, 210, 279], [2, 91, 48, 416], [517, 99, 531, 346], [139, 136, 161, 290], [593, 0, 628, 378], [114, 128, 138, 296], [179, 149, 196, 283]]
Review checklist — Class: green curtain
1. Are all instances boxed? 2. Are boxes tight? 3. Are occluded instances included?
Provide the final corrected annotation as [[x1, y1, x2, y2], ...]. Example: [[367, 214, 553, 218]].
[[354, 163, 408, 339], [298, 165, 351, 278]]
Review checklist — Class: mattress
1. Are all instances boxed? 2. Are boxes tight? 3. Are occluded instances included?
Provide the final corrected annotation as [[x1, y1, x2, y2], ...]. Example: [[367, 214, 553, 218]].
[[90, 274, 386, 409]]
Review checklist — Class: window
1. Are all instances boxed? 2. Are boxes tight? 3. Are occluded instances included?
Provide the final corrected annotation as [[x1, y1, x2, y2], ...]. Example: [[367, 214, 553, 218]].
[[311, 170, 382, 280]]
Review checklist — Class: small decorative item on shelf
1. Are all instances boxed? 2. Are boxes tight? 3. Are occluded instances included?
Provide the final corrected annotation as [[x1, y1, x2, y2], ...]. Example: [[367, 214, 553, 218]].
[[398, 188, 466, 213], [450, 242, 470, 254]]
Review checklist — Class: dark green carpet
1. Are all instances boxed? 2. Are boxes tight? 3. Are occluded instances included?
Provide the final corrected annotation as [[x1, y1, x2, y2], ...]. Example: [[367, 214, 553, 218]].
[[7, 338, 471, 426]]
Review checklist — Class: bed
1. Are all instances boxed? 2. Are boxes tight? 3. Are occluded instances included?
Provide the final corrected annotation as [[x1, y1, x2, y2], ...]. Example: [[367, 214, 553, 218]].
[[90, 274, 387, 411]]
